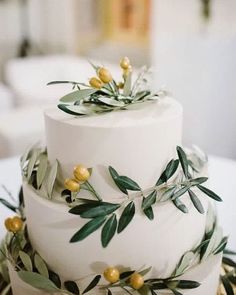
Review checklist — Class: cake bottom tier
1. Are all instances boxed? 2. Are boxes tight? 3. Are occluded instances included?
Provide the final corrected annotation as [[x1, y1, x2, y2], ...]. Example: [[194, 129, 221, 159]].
[[8, 253, 221, 295]]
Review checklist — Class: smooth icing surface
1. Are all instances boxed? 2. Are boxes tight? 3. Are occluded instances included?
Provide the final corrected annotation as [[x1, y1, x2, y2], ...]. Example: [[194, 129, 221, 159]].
[[23, 183, 209, 282], [44, 97, 183, 199]]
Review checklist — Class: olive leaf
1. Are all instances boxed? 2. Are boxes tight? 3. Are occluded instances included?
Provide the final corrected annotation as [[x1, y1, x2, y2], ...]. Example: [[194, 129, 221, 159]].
[[108, 166, 127, 194], [214, 237, 228, 255], [70, 216, 106, 243], [115, 175, 141, 192], [64, 281, 80, 294], [101, 214, 117, 247], [36, 153, 48, 189], [34, 253, 49, 278], [172, 198, 188, 213], [156, 159, 179, 185], [69, 202, 101, 215], [19, 251, 33, 272], [48, 270, 61, 288], [120, 270, 135, 280], [176, 146, 189, 178], [79, 203, 120, 219], [60, 89, 97, 103], [82, 275, 101, 294], [0, 199, 17, 212], [18, 271, 59, 292], [174, 251, 195, 276], [46, 160, 58, 199], [188, 190, 204, 214], [143, 206, 154, 220], [176, 280, 200, 289], [171, 186, 189, 200], [118, 201, 135, 233], [197, 185, 222, 202], [221, 276, 234, 295], [142, 191, 157, 211], [27, 148, 40, 181], [97, 97, 125, 107]]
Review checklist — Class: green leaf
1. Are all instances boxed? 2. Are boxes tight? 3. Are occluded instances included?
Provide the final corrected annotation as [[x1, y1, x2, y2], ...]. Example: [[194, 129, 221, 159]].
[[82, 275, 101, 294], [69, 202, 100, 215], [59, 104, 93, 116], [171, 186, 189, 200], [156, 159, 179, 185], [177, 280, 200, 289], [120, 270, 135, 280], [64, 281, 80, 294], [107, 289, 113, 295], [60, 89, 97, 103], [174, 251, 195, 276], [27, 148, 40, 181], [97, 97, 125, 107], [197, 185, 222, 202], [170, 290, 183, 295], [18, 271, 59, 292], [101, 214, 117, 247], [46, 160, 58, 199], [139, 266, 152, 276], [0, 199, 17, 212], [172, 198, 188, 213], [176, 146, 189, 178], [70, 216, 106, 243], [34, 254, 49, 278], [116, 175, 141, 192], [143, 206, 154, 220], [118, 201, 135, 233], [80, 202, 120, 218], [222, 257, 236, 268], [123, 72, 132, 96], [142, 191, 157, 211], [188, 190, 204, 214], [221, 276, 234, 295], [20, 144, 33, 169], [160, 186, 177, 201], [36, 153, 48, 189], [214, 237, 228, 254], [19, 251, 33, 271], [108, 166, 127, 194], [189, 177, 208, 186], [48, 271, 61, 288]]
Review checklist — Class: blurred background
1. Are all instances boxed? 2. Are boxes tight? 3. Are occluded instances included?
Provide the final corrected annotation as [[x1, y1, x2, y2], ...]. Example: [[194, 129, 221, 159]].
[[0, 0, 235, 159]]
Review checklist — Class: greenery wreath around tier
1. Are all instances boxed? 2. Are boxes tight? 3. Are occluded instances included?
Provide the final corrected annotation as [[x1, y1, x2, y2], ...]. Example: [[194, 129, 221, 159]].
[[17, 144, 223, 248], [47, 57, 167, 116], [0, 202, 231, 295]]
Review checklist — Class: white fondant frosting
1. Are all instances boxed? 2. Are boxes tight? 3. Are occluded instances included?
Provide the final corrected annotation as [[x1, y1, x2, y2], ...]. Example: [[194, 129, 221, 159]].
[[44, 97, 183, 199], [23, 183, 209, 281]]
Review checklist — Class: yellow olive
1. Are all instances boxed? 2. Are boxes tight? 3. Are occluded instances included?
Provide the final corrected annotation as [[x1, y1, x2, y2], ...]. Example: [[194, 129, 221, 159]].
[[118, 82, 124, 89], [89, 77, 103, 89], [130, 273, 144, 290], [103, 267, 120, 283], [120, 57, 130, 70], [10, 216, 23, 233], [74, 165, 90, 182], [98, 67, 112, 83], [4, 218, 13, 231], [64, 178, 80, 192]]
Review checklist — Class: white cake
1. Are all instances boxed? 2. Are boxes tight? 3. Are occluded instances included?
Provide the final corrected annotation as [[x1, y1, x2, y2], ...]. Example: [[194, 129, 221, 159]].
[[1, 61, 226, 295]]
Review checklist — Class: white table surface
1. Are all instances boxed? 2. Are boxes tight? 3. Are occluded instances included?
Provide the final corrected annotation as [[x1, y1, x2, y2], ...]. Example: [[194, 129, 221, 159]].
[[0, 155, 236, 249]]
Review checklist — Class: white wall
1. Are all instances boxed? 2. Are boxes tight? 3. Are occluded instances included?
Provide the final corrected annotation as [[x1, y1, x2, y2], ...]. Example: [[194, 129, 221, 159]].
[[151, 0, 236, 159]]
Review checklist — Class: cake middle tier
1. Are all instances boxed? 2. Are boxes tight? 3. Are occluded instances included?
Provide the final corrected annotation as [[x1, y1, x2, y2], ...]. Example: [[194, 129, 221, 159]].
[[23, 183, 209, 282], [44, 97, 183, 199]]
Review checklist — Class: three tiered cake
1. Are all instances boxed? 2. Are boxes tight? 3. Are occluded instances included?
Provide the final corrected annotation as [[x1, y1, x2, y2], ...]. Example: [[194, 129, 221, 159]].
[[0, 58, 228, 295]]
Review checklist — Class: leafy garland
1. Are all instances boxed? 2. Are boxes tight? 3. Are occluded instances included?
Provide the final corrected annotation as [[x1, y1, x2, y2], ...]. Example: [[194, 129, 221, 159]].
[[47, 59, 166, 116], [0, 214, 227, 295], [18, 144, 222, 248]]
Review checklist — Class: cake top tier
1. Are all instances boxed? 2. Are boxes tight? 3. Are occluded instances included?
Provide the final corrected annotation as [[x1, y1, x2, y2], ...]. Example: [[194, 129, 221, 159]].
[[45, 97, 182, 128], [47, 57, 167, 117]]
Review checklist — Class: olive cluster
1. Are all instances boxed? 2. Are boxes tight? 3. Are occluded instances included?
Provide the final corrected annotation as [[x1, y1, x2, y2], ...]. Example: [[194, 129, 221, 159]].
[[103, 267, 144, 290], [5, 216, 23, 233], [89, 57, 132, 90], [64, 165, 90, 192]]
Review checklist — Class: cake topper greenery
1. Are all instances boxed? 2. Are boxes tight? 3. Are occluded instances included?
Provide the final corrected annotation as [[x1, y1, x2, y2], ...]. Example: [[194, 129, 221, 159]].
[[47, 57, 166, 116]]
